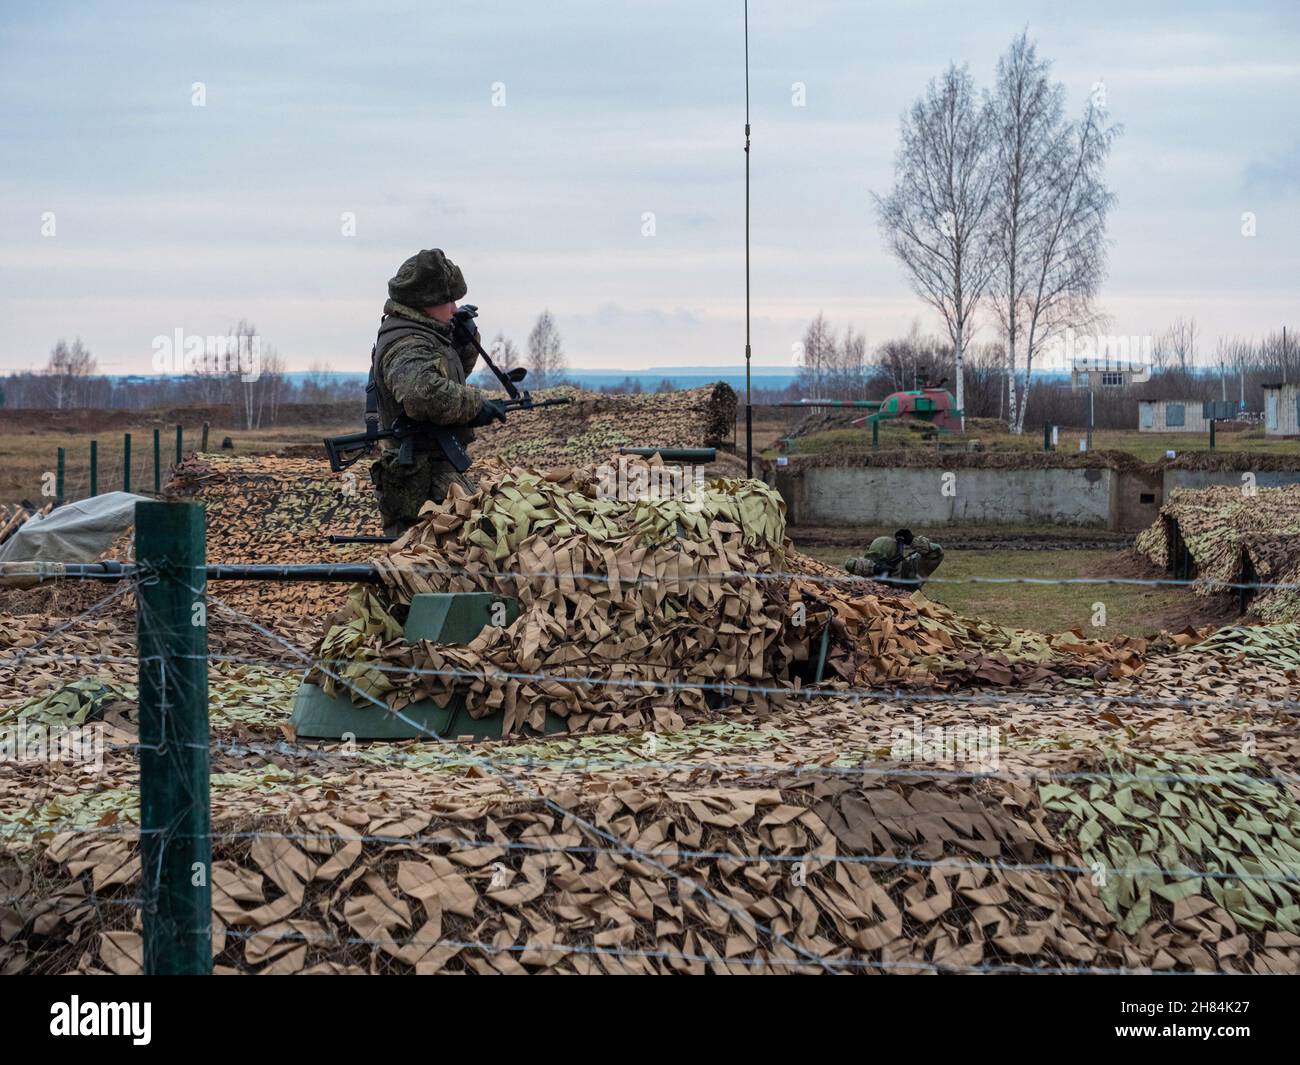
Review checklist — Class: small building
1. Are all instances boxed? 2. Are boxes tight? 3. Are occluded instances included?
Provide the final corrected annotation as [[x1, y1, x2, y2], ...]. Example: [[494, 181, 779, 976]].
[[1263, 383, 1300, 436], [1073, 366, 1143, 390], [1138, 399, 1211, 433], [1070, 354, 1152, 391]]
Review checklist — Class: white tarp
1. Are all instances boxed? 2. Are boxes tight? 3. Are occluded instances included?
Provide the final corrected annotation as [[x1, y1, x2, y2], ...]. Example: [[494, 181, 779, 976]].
[[0, 492, 146, 564]]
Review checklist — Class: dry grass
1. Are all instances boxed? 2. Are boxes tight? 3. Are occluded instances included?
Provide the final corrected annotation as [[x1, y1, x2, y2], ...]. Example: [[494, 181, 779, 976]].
[[0, 420, 355, 508], [797, 544, 1192, 636]]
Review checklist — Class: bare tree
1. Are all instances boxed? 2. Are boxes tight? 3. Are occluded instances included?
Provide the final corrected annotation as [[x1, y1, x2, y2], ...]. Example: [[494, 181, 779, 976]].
[[476, 331, 521, 388], [1165, 317, 1198, 371], [874, 64, 997, 430], [1260, 326, 1299, 383], [989, 33, 1120, 433], [877, 320, 925, 392], [45, 337, 97, 408], [489, 332, 520, 372], [526, 311, 565, 388], [832, 326, 869, 399], [796, 313, 836, 396], [988, 33, 1063, 432]]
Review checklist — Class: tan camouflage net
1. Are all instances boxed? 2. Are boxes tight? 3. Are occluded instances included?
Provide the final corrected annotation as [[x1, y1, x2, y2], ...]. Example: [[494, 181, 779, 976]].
[[1135, 484, 1300, 623], [309, 463, 1151, 735], [469, 382, 738, 473]]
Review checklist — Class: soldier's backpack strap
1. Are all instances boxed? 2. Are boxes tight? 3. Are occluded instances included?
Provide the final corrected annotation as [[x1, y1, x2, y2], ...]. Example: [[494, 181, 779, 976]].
[[367, 316, 438, 433], [365, 343, 379, 433]]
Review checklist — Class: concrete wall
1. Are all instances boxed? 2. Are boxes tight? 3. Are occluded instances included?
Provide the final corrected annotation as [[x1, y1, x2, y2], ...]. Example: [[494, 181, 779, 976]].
[[781, 466, 1114, 527], [1116, 468, 1163, 532]]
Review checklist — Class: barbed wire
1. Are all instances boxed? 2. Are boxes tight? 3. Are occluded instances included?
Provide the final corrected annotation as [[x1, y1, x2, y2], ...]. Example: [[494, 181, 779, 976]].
[[211, 736, 1300, 790], [6, 549, 1284, 594], [233, 555, 1300, 594], [5, 548, 1300, 974], [198, 825, 1300, 886], [191, 585, 846, 974], [217, 925, 1215, 976], [4, 641, 1297, 721], [0, 581, 134, 673], [222, 649, 1300, 716]]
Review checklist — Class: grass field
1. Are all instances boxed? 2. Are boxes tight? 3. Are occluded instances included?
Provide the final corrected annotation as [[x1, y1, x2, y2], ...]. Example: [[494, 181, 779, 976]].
[[799, 543, 1195, 636], [0, 420, 355, 507]]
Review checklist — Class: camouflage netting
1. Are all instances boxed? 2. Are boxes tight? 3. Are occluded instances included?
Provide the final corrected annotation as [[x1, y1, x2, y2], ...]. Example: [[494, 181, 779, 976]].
[[155, 383, 741, 632], [1135, 485, 1300, 623], [308, 462, 1150, 736], [165, 453, 377, 631], [7, 684, 1300, 974], [468, 382, 741, 475]]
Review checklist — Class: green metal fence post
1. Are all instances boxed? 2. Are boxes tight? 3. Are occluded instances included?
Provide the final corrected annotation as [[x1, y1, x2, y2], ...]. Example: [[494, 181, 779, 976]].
[[123, 433, 132, 493], [871, 420, 879, 449], [176, 424, 183, 465], [136, 500, 211, 975], [201, 422, 210, 452], [153, 428, 162, 494], [1209, 419, 1216, 450], [89, 440, 98, 497], [55, 447, 65, 506]]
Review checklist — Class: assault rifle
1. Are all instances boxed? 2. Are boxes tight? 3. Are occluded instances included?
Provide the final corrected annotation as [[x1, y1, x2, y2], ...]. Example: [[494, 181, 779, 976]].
[[324, 304, 571, 473]]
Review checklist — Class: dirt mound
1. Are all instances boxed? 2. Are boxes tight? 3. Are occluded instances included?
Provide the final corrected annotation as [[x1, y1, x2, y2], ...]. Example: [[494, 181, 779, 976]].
[[792, 447, 1153, 471]]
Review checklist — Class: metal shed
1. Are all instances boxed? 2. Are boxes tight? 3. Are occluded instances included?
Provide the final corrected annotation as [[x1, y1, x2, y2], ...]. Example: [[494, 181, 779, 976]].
[[1137, 399, 1211, 433], [1263, 383, 1300, 436]]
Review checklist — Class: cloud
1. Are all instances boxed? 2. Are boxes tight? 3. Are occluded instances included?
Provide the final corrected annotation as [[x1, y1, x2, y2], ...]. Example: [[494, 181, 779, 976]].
[[1, 1, 1298, 372]]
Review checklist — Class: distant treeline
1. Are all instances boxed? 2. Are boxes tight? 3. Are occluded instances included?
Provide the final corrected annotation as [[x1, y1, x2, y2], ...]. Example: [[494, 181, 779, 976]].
[[4, 319, 1295, 433], [781, 316, 1300, 431]]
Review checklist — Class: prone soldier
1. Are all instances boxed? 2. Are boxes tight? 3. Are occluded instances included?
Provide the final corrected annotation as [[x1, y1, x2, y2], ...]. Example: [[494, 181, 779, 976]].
[[845, 528, 944, 588]]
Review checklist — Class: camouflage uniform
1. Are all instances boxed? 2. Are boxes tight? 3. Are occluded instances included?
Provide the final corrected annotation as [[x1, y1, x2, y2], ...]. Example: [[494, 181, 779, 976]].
[[370, 250, 486, 535], [845, 534, 944, 586]]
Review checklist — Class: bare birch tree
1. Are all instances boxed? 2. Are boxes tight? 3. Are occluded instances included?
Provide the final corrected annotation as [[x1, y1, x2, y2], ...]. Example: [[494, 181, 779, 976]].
[[874, 64, 996, 430], [796, 313, 836, 396], [989, 33, 1120, 433], [476, 332, 521, 388], [45, 337, 96, 408], [527, 311, 566, 388]]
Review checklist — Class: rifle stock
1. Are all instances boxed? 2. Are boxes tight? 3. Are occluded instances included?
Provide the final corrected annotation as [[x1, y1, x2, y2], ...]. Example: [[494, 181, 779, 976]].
[[324, 397, 572, 474]]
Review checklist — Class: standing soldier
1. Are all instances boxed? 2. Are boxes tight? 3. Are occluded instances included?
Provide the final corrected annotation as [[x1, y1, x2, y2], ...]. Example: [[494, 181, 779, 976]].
[[845, 528, 944, 588], [367, 249, 507, 535]]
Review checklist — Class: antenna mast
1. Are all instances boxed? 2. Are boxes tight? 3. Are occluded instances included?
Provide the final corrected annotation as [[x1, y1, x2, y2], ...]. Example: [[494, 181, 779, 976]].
[[743, 0, 753, 476]]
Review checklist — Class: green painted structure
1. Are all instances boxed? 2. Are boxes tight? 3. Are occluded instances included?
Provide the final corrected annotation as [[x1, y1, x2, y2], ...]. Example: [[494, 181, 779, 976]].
[[291, 592, 567, 741]]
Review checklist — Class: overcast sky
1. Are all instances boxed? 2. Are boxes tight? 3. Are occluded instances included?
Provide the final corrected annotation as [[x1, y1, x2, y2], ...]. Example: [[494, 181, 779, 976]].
[[1, 0, 1296, 375]]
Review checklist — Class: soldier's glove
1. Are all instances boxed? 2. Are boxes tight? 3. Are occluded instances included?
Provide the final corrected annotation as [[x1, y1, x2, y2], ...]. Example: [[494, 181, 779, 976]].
[[468, 398, 508, 427], [452, 304, 480, 345]]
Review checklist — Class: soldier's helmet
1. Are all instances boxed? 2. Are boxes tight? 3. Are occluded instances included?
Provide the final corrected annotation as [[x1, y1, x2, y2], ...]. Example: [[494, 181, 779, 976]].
[[868, 535, 900, 560], [388, 249, 468, 307]]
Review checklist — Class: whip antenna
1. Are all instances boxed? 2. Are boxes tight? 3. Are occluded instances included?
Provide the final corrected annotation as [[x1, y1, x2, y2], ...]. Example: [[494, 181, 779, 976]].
[[743, 0, 753, 476]]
